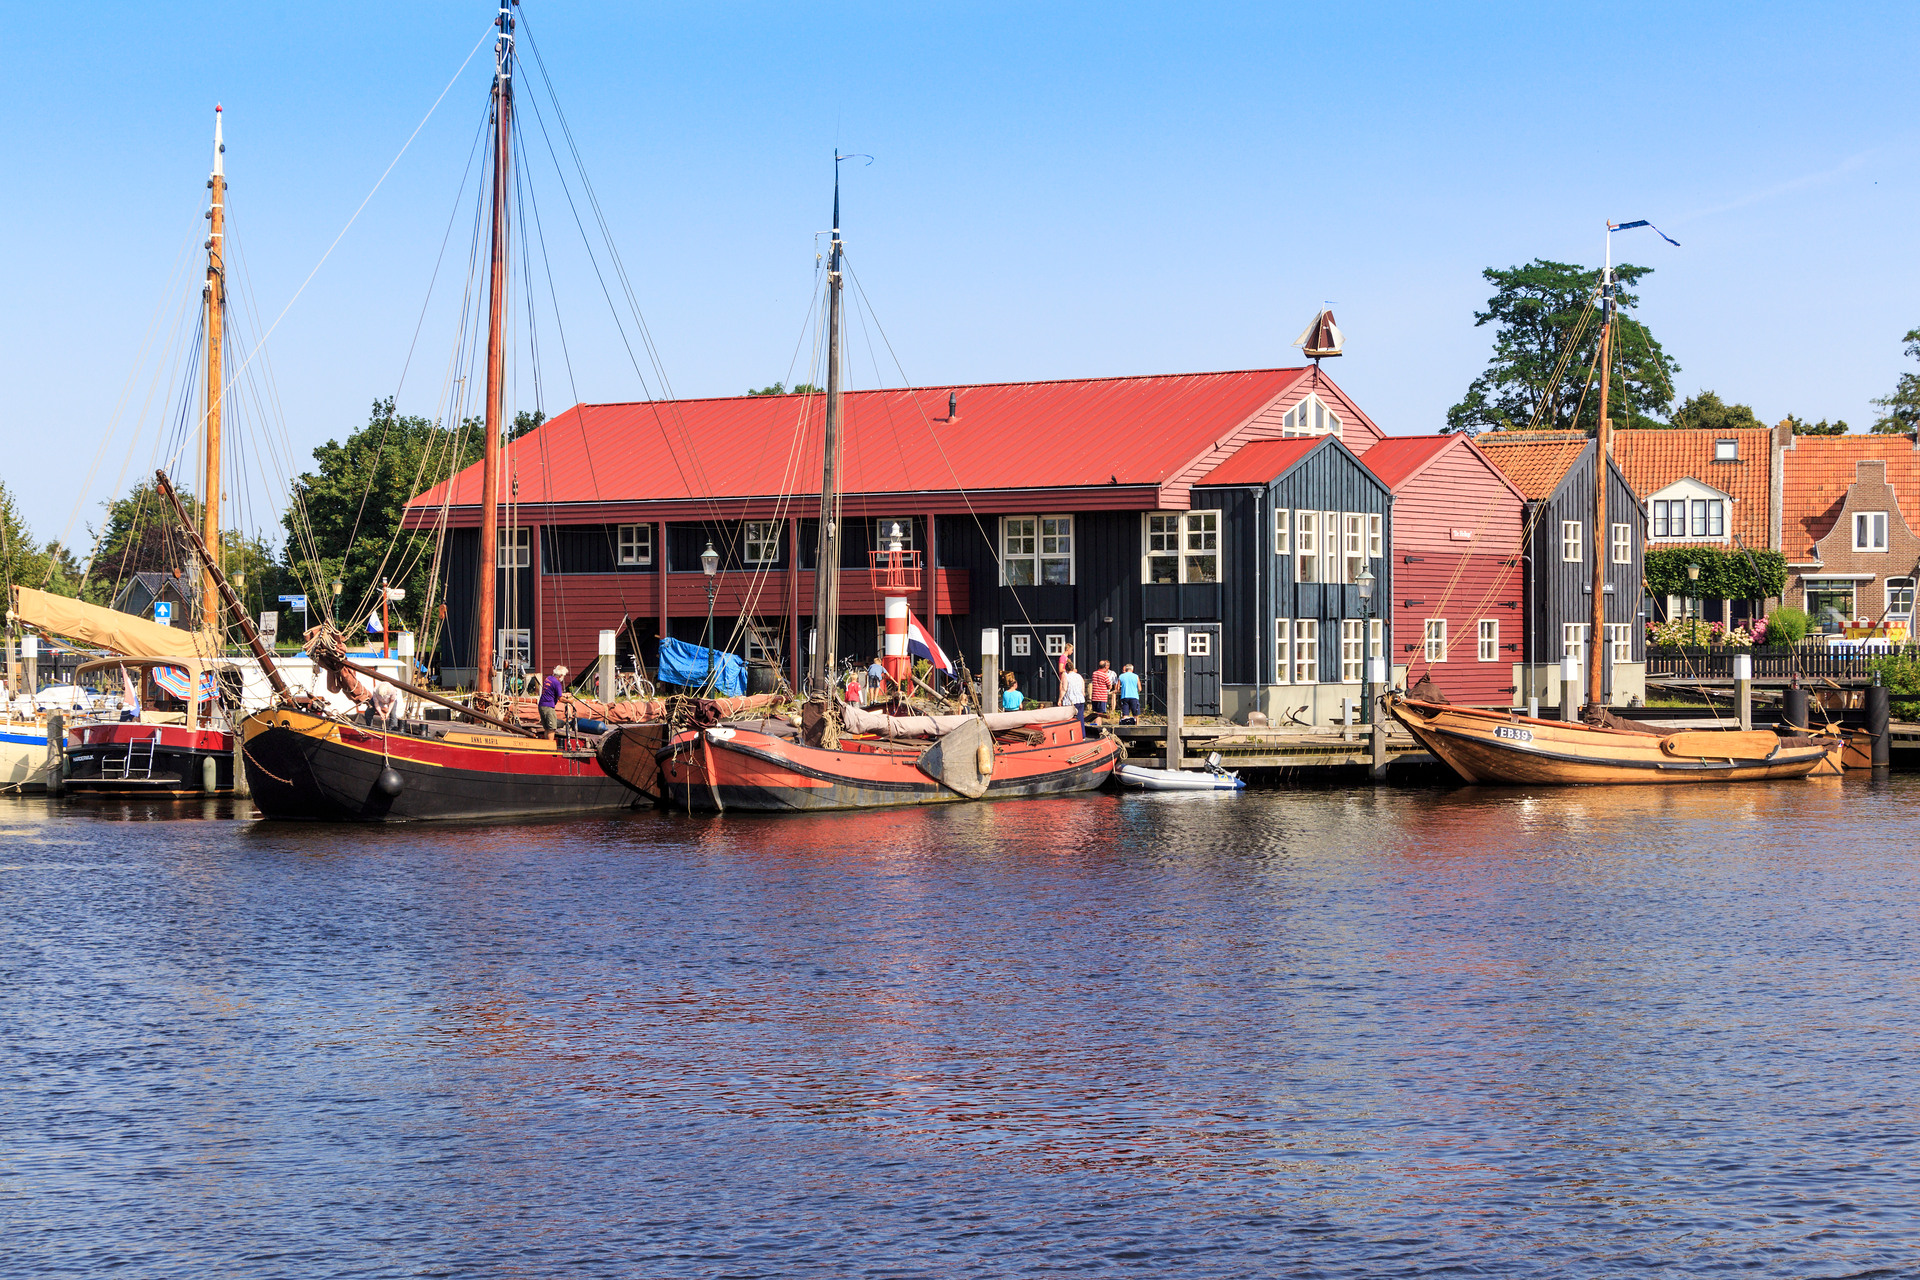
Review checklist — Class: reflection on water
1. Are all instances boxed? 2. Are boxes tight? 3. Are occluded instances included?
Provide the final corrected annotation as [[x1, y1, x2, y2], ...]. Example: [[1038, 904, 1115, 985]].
[[3, 775, 1917, 1277]]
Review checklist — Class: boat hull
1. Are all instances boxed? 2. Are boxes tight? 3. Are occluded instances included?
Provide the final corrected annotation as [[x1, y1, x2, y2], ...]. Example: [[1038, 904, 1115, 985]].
[[1385, 695, 1840, 785], [240, 709, 634, 822], [1114, 763, 1245, 791], [0, 726, 58, 793], [648, 723, 1121, 812], [64, 722, 234, 794]]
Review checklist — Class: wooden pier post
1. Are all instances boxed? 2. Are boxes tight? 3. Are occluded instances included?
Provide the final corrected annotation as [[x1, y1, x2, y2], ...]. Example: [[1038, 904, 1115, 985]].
[[23, 634, 38, 707], [1783, 683, 1809, 734], [979, 628, 999, 716], [1733, 652, 1752, 731], [598, 629, 617, 705], [1868, 675, 1891, 768], [1165, 626, 1185, 772], [1560, 655, 1580, 722], [231, 728, 250, 798], [45, 711, 64, 797]]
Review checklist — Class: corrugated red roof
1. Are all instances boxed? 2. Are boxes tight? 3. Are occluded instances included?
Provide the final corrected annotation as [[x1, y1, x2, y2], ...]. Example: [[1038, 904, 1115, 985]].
[[1359, 434, 1456, 491], [409, 367, 1343, 515], [1195, 437, 1323, 485]]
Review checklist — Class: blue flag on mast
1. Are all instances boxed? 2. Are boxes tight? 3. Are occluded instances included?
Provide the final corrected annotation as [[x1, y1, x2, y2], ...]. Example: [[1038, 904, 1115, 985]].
[[1614, 219, 1680, 246]]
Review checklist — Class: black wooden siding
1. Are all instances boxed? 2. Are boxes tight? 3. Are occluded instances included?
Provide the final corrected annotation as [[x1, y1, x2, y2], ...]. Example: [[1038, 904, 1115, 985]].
[[1522, 444, 1646, 685], [435, 527, 534, 672], [1264, 439, 1395, 685]]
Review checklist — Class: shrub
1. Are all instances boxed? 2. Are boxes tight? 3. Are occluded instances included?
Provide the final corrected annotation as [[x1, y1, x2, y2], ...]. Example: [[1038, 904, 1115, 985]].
[[1768, 606, 1812, 646], [1867, 654, 1920, 719]]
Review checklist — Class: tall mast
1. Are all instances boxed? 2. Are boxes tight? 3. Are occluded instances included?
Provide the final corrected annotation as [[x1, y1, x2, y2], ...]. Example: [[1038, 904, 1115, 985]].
[[1587, 226, 1614, 711], [475, 0, 514, 697], [807, 159, 846, 695], [201, 105, 226, 632]]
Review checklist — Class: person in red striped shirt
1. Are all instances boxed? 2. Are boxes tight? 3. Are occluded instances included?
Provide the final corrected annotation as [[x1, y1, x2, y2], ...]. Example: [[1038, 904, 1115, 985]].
[[1087, 659, 1116, 724]]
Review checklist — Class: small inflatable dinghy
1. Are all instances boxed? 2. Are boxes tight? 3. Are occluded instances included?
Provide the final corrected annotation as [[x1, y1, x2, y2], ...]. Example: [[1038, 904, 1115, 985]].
[[1114, 751, 1245, 792]]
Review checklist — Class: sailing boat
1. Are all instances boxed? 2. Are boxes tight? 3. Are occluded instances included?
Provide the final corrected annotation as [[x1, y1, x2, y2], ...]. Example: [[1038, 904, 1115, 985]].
[[1385, 222, 1839, 784], [599, 167, 1122, 812], [229, 1, 633, 821]]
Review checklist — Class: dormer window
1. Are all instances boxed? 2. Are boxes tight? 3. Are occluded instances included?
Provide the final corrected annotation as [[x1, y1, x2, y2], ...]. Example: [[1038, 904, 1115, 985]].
[[1714, 439, 1738, 461], [1281, 393, 1343, 439]]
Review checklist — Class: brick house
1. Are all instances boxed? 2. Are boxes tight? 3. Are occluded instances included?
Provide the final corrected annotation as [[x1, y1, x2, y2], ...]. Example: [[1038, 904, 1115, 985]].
[[1613, 426, 1779, 625], [1782, 437, 1920, 637]]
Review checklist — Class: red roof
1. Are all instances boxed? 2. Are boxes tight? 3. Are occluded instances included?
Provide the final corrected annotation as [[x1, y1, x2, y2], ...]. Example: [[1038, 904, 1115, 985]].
[[1195, 437, 1324, 484], [406, 367, 1391, 521], [1782, 435, 1920, 558], [1360, 434, 1526, 502]]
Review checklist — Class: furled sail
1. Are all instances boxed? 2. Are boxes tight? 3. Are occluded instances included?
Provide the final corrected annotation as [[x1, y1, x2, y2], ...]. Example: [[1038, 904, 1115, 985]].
[[8, 585, 219, 661], [1292, 308, 1344, 359]]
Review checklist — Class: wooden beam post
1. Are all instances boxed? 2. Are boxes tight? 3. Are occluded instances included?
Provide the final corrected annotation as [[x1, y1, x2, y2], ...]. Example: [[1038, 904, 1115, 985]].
[[980, 627, 999, 717], [1165, 626, 1186, 772], [1733, 651, 1752, 731]]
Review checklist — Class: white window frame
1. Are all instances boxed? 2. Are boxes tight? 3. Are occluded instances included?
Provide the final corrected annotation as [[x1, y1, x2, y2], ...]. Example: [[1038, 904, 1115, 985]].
[[1562, 623, 1590, 658], [1186, 630, 1211, 657], [1611, 523, 1631, 564], [1423, 618, 1447, 663], [1144, 514, 1180, 584], [1281, 393, 1344, 439], [1295, 511, 1319, 583], [1367, 512, 1383, 558], [497, 526, 530, 569], [1341, 619, 1365, 683], [1690, 499, 1725, 539], [1045, 633, 1069, 658], [616, 523, 653, 566], [1008, 632, 1031, 657], [1002, 516, 1073, 585], [1292, 619, 1318, 684], [1342, 513, 1365, 585], [1714, 438, 1738, 461], [1478, 619, 1498, 662], [1561, 521, 1582, 563], [1854, 511, 1889, 552], [1323, 510, 1340, 585], [744, 622, 782, 664], [1369, 618, 1383, 661], [496, 628, 531, 669], [1605, 623, 1631, 664], [1275, 618, 1291, 684], [1273, 508, 1291, 556], [1183, 511, 1221, 584], [874, 517, 914, 551], [743, 520, 781, 565], [1887, 577, 1916, 619]]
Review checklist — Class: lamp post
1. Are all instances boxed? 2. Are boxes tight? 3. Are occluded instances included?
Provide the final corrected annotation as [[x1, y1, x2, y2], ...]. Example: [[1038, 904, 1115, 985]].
[[1686, 562, 1702, 637], [1355, 563, 1375, 725], [700, 540, 720, 691]]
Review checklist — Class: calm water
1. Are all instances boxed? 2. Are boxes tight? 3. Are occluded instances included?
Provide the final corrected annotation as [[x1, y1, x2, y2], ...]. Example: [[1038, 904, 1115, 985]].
[[4, 776, 1918, 1278]]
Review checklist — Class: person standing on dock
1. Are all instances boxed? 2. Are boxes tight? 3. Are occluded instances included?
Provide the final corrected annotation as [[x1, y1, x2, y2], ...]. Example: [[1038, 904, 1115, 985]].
[[1000, 671, 1023, 712], [1060, 660, 1087, 733], [1115, 663, 1141, 724], [539, 665, 568, 738], [1088, 659, 1115, 724]]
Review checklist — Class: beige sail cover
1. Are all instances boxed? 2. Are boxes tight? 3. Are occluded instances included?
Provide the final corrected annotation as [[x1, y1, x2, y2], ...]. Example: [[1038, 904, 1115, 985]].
[[9, 586, 218, 661]]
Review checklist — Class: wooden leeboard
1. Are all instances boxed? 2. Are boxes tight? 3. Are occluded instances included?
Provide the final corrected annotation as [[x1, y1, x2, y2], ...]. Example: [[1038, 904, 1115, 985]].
[[1660, 730, 1779, 760], [917, 718, 993, 799]]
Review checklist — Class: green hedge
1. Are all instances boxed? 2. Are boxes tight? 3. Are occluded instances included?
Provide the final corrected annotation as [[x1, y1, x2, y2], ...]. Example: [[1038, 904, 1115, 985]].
[[1643, 545, 1787, 600]]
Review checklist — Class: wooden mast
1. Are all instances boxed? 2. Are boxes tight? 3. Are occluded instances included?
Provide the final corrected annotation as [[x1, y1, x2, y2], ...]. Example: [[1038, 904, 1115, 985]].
[[807, 161, 846, 695], [201, 105, 226, 632], [475, 0, 514, 697], [1587, 229, 1614, 711]]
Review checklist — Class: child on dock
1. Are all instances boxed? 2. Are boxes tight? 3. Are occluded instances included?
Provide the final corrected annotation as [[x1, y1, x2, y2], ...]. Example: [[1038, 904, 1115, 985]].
[[1000, 671, 1023, 712]]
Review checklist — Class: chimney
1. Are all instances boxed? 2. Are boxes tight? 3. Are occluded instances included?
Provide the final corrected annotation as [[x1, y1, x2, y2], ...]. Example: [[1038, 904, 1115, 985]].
[[1774, 416, 1795, 450]]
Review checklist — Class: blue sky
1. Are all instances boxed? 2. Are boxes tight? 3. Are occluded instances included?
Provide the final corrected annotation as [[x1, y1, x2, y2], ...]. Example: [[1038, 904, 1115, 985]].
[[5, 1, 1916, 546]]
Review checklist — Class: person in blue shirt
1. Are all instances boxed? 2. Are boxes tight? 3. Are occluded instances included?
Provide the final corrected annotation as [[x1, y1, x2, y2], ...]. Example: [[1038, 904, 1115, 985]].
[[1000, 671, 1023, 712], [1115, 662, 1142, 724], [866, 655, 887, 705]]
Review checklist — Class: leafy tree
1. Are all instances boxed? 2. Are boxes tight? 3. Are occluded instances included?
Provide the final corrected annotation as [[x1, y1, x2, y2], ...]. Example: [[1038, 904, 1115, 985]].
[[1667, 391, 1764, 432], [508, 409, 546, 441], [1871, 326, 1920, 435], [283, 398, 484, 636], [83, 481, 200, 604], [747, 382, 824, 396], [1783, 414, 1848, 436], [1, 481, 83, 604], [1448, 259, 1677, 435]]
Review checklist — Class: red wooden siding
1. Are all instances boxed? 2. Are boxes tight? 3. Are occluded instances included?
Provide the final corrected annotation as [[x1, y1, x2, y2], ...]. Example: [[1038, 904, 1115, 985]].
[[1386, 446, 1524, 705]]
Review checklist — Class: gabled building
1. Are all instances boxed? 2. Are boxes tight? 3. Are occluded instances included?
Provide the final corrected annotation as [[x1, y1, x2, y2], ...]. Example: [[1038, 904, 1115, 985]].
[[1781, 435, 1920, 636], [1476, 433, 1646, 707], [405, 366, 1394, 723], [1613, 426, 1778, 624], [110, 570, 202, 631], [1356, 435, 1525, 706]]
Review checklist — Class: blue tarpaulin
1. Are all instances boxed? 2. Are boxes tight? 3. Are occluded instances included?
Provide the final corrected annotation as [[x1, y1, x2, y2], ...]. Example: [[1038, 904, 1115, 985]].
[[657, 636, 747, 696]]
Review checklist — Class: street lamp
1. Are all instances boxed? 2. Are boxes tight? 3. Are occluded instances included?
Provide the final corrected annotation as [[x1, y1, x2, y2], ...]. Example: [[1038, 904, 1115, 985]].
[[1355, 562, 1375, 725], [700, 540, 720, 691], [1686, 562, 1702, 633]]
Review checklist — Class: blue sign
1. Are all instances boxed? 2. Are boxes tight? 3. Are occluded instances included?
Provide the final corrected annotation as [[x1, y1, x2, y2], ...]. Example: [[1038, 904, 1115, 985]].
[[278, 595, 308, 609], [153, 601, 173, 623]]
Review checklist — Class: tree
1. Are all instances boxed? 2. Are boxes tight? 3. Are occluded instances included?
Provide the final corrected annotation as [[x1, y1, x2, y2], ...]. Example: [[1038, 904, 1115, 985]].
[[1, 481, 83, 605], [83, 481, 200, 604], [1870, 327, 1920, 435], [283, 398, 484, 636], [747, 382, 823, 396], [508, 409, 545, 441], [1783, 414, 1848, 436], [1668, 391, 1764, 432], [1448, 259, 1678, 435]]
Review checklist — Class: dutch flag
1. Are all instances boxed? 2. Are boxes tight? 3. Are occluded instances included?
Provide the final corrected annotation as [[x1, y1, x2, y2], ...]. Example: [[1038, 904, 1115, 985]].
[[905, 608, 953, 674]]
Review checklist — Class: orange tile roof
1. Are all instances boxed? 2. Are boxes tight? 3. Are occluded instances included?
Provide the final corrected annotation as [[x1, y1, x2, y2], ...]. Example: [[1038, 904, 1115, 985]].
[[1474, 434, 1590, 499], [1612, 428, 1772, 549], [1781, 435, 1920, 560]]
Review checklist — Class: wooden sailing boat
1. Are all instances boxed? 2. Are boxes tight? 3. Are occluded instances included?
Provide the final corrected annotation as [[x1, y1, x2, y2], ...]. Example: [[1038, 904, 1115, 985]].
[[600, 166, 1122, 812], [1386, 222, 1840, 785], [230, 1, 632, 821]]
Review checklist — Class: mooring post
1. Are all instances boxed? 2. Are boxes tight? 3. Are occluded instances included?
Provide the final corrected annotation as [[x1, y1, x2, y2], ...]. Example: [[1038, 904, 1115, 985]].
[[979, 628, 999, 716], [1368, 657, 1388, 779], [231, 727, 250, 798], [1165, 626, 1186, 773], [1784, 681, 1809, 734], [1560, 655, 1580, 722], [598, 629, 617, 705], [45, 711, 64, 797], [1733, 651, 1753, 731], [23, 634, 38, 709], [1868, 671, 1891, 768]]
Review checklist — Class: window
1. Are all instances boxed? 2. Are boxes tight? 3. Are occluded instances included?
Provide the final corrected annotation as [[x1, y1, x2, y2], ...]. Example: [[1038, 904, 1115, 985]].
[[1275, 619, 1291, 684], [1367, 513, 1383, 558], [1146, 514, 1180, 584], [1562, 623, 1589, 657], [1295, 511, 1319, 582], [1187, 630, 1211, 657], [875, 518, 914, 550], [1003, 516, 1072, 584], [1341, 619, 1365, 682], [1888, 578, 1916, 618], [1715, 438, 1738, 461], [1184, 511, 1220, 583], [1652, 497, 1724, 540], [1342, 513, 1366, 584], [1145, 512, 1218, 583], [745, 623, 782, 664], [1292, 620, 1318, 684], [1611, 523, 1631, 564], [1045, 634, 1069, 658], [616, 524, 653, 566], [1561, 521, 1582, 562], [496, 628, 530, 670], [1281, 393, 1344, 439], [1652, 499, 1677, 539], [1478, 619, 1498, 662], [1009, 633, 1031, 657], [1690, 500, 1725, 539], [1323, 510, 1340, 584], [1273, 508, 1290, 556], [1804, 581, 1855, 631], [497, 527, 530, 568], [1370, 618, 1383, 661], [1854, 511, 1888, 552], [743, 520, 781, 565], [1424, 618, 1447, 663], [1605, 623, 1631, 664]]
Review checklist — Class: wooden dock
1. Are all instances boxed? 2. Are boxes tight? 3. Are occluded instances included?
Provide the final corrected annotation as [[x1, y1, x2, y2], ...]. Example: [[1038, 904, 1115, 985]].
[[1108, 722, 1435, 772]]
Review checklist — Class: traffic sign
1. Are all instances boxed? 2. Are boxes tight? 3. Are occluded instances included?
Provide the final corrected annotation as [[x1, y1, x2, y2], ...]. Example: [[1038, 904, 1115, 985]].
[[278, 594, 308, 609], [153, 601, 173, 627]]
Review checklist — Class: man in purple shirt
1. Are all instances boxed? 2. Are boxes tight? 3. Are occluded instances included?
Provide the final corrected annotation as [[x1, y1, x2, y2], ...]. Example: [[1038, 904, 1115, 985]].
[[539, 665, 568, 737]]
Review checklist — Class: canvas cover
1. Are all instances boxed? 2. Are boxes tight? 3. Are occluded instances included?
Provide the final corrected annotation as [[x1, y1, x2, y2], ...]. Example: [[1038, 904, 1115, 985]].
[[656, 637, 747, 697], [10, 586, 216, 661], [842, 704, 1076, 737]]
